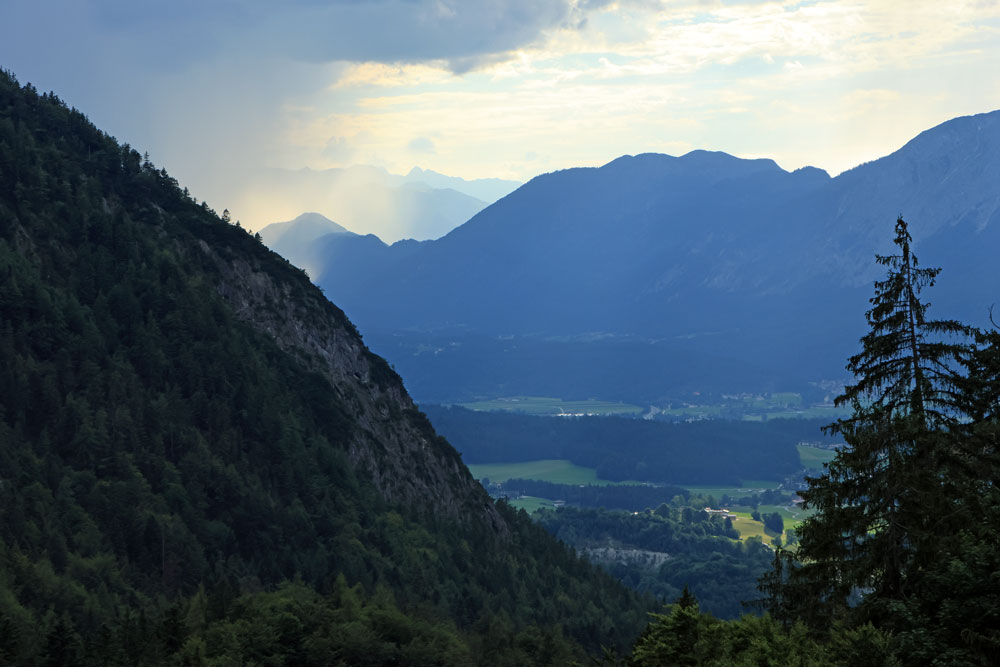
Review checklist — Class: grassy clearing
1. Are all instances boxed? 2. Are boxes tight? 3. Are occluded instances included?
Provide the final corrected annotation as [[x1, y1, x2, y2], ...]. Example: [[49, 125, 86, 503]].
[[740, 480, 783, 490], [728, 511, 790, 545], [458, 396, 644, 416], [757, 503, 810, 532], [729, 513, 773, 542], [756, 504, 802, 520], [657, 393, 850, 422], [508, 496, 554, 514], [658, 405, 727, 419], [798, 444, 836, 470], [467, 459, 634, 486], [683, 480, 782, 498], [766, 407, 848, 419]]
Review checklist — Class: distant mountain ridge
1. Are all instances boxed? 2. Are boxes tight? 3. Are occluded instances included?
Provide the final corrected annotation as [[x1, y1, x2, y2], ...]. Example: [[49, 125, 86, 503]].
[[257, 212, 353, 277], [284, 110, 1000, 403], [258, 211, 351, 246], [243, 165, 521, 242], [398, 166, 522, 202]]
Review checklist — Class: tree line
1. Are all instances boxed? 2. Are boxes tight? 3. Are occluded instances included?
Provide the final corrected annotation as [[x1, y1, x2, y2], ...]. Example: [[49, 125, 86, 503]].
[[496, 479, 689, 511], [424, 405, 828, 484]]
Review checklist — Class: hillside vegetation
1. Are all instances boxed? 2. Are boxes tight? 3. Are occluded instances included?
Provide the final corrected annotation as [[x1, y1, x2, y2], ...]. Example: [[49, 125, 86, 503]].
[[0, 69, 649, 665], [427, 405, 828, 484]]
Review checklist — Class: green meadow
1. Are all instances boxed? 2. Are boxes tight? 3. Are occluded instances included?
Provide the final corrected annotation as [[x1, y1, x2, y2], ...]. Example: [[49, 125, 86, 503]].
[[508, 496, 556, 513], [467, 459, 633, 485], [458, 395, 644, 416], [682, 480, 782, 498], [797, 444, 836, 469]]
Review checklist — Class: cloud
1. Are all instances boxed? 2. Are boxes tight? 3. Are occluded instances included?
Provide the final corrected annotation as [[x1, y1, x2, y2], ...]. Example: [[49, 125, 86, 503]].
[[4, 0, 645, 77], [407, 137, 437, 154], [323, 136, 357, 162], [4, 0, 998, 231], [331, 62, 453, 89]]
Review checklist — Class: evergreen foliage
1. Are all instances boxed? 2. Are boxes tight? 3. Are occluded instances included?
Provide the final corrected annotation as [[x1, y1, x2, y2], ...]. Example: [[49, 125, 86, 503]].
[[792, 218, 969, 616], [0, 68, 651, 664], [758, 217, 1000, 664], [628, 588, 899, 667], [535, 506, 771, 619]]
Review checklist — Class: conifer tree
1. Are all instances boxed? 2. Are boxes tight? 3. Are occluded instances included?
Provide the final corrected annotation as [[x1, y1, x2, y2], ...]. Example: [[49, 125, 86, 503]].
[[631, 587, 713, 667], [788, 217, 969, 620]]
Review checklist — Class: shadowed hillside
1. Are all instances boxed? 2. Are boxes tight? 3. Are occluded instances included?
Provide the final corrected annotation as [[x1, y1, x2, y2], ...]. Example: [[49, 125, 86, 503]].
[[0, 69, 649, 665]]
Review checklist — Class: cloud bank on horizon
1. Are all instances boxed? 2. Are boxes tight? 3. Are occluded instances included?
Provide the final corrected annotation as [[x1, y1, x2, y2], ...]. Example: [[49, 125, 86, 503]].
[[3, 0, 999, 231]]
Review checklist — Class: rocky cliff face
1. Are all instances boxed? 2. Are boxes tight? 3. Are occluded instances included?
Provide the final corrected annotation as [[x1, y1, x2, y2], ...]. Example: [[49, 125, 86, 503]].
[[584, 546, 672, 570], [203, 238, 507, 534]]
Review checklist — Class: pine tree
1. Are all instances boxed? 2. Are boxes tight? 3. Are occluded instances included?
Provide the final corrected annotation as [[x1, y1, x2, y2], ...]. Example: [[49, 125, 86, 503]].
[[958, 326, 1000, 469], [887, 323, 1000, 662], [838, 218, 967, 426], [789, 217, 969, 621], [631, 587, 715, 667]]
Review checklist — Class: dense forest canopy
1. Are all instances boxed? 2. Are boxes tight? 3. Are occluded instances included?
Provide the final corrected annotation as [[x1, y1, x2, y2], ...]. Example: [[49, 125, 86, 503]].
[[0, 69, 652, 665], [535, 506, 772, 620], [424, 405, 828, 484]]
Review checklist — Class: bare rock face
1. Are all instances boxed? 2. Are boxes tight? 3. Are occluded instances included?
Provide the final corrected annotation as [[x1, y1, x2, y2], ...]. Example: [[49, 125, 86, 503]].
[[205, 241, 507, 536], [584, 546, 672, 570]]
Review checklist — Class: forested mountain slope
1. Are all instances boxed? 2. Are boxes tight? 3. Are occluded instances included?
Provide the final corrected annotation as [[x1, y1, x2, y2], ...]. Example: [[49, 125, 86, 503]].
[[315, 113, 1000, 337], [295, 112, 1000, 402], [0, 69, 648, 665]]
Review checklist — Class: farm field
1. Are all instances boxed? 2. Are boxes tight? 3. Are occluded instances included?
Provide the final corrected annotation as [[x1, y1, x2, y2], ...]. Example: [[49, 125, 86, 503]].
[[458, 395, 644, 416], [729, 511, 783, 544], [797, 444, 836, 469], [683, 480, 782, 498], [656, 392, 851, 422], [509, 496, 555, 513], [467, 459, 637, 485]]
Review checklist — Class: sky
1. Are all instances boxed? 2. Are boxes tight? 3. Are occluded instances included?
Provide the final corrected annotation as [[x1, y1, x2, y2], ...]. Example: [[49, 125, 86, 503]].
[[3, 0, 1000, 232]]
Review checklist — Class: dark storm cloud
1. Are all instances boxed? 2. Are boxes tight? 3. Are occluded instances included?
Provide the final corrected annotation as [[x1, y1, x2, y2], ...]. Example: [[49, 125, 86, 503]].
[[267, 0, 581, 68], [4, 0, 623, 75], [0, 0, 665, 217]]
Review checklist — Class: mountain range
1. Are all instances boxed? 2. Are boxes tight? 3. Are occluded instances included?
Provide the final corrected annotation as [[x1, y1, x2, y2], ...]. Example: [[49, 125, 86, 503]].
[[272, 111, 1000, 404], [247, 165, 521, 242]]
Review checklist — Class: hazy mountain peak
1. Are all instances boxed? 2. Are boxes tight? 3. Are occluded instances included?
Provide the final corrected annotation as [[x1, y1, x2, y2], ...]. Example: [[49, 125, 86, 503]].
[[238, 166, 493, 242], [597, 150, 786, 185], [290, 211, 351, 231], [256, 212, 354, 277], [901, 108, 1000, 150], [826, 108, 1000, 248], [400, 166, 522, 202], [792, 165, 830, 179], [839, 108, 1000, 179], [258, 212, 351, 247], [679, 149, 783, 174]]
